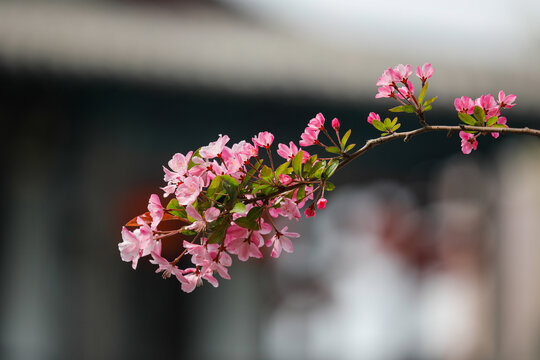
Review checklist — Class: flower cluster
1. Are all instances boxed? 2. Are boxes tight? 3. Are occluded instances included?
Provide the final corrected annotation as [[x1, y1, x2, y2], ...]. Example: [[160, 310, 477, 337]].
[[121, 62, 531, 293], [119, 113, 352, 292], [454, 91, 516, 154]]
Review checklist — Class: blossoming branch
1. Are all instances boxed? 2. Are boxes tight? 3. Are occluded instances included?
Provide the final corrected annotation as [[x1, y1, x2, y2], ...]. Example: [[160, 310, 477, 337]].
[[119, 63, 540, 293]]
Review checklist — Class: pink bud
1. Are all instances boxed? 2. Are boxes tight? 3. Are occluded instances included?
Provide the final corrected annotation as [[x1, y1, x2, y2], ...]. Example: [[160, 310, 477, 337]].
[[367, 112, 380, 124], [331, 118, 340, 131], [304, 206, 316, 218], [317, 198, 327, 209]]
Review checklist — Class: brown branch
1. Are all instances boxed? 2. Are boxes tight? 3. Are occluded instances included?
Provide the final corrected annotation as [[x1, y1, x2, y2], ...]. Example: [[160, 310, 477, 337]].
[[338, 125, 540, 170]]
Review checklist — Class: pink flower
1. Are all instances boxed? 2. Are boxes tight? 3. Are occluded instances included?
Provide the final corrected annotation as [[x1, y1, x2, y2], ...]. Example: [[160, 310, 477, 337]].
[[184, 205, 220, 232], [199, 134, 230, 159], [279, 174, 292, 185], [376, 68, 396, 86], [225, 225, 263, 262], [491, 116, 507, 139], [308, 113, 325, 131], [454, 96, 475, 115], [175, 175, 204, 206], [498, 90, 516, 109], [392, 64, 413, 82], [367, 112, 380, 124], [267, 226, 300, 258], [331, 118, 340, 131], [375, 85, 394, 99], [252, 131, 274, 148], [395, 81, 414, 100], [277, 141, 310, 162], [119, 226, 141, 269], [459, 131, 478, 155], [317, 198, 327, 209], [150, 251, 186, 283], [475, 94, 499, 117], [299, 127, 320, 147], [416, 63, 434, 82], [163, 151, 192, 184], [268, 198, 301, 220], [148, 194, 163, 229]]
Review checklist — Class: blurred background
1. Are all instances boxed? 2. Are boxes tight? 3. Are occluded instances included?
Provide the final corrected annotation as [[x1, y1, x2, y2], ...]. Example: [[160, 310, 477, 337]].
[[1, 1, 540, 359]]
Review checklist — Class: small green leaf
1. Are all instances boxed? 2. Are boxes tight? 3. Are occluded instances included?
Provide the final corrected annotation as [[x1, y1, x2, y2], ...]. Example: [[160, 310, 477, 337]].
[[391, 123, 401, 132], [292, 150, 303, 176], [275, 161, 290, 177], [240, 159, 262, 187], [187, 148, 201, 169], [325, 181, 335, 191], [309, 161, 324, 178], [418, 82, 428, 105], [384, 118, 392, 128], [371, 119, 387, 132], [207, 219, 230, 243], [206, 176, 223, 199], [296, 185, 306, 201], [323, 159, 339, 179], [221, 175, 239, 201], [231, 202, 247, 214], [341, 129, 351, 149], [234, 217, 259, 230], [345, 143, 356, 152], [326, 146, 341, 154], [423, 97, 437, 106], [486, 116, 498, 127], [166, 198, 186, 218], [473, 106, 485, 122], [246, 206, 264, 221], [458, 113, 476, 126], [423, 105, 432, 112], [389, 105, 416, 113], [260, 165, 274, 182]]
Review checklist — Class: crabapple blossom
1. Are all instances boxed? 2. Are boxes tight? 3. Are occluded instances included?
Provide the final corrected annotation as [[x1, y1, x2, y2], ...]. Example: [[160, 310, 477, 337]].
[[498, 91, 516, 109], [416, 63, 434, 83], [460, 131, 478, 154], [454, 96, 475, 114], [121, 62, 538, 293]]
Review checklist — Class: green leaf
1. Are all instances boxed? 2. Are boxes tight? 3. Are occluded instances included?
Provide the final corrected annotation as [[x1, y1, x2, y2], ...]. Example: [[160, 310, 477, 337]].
[[323, 159, 339, 179], [260, 165, 274, 182], [309, 160, 325, 178], [389, 105, 416, 113], [326, 146, 341, 154], [458, 113, 476, 126], [296, 185, 306, 201], [418, 82, 428, 105], [423, 97, 437, 107], [166, 198, 186, 218], [240, 159, 262, 187], [234, 217, 259, 230], [473, 106, 485, 123], [207, 219, 230, 244], [246, 206, 264, 221], [325, 181, 335, 191], [231, 202, 247, 214], [345, 143, 356, 152], [371, 119, 387, 132], [391, 123, 401, 132], [221, 175, 239, 201], [275, 161, 290, 177], [292, 150, 303, 176], [206, 176, 223, 199], [486, 116, 498, 127], [187, 148, 201, 169], [341, 129, 351, 149], [423, 105, 432, 112], [384, 117, 392, 128]]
